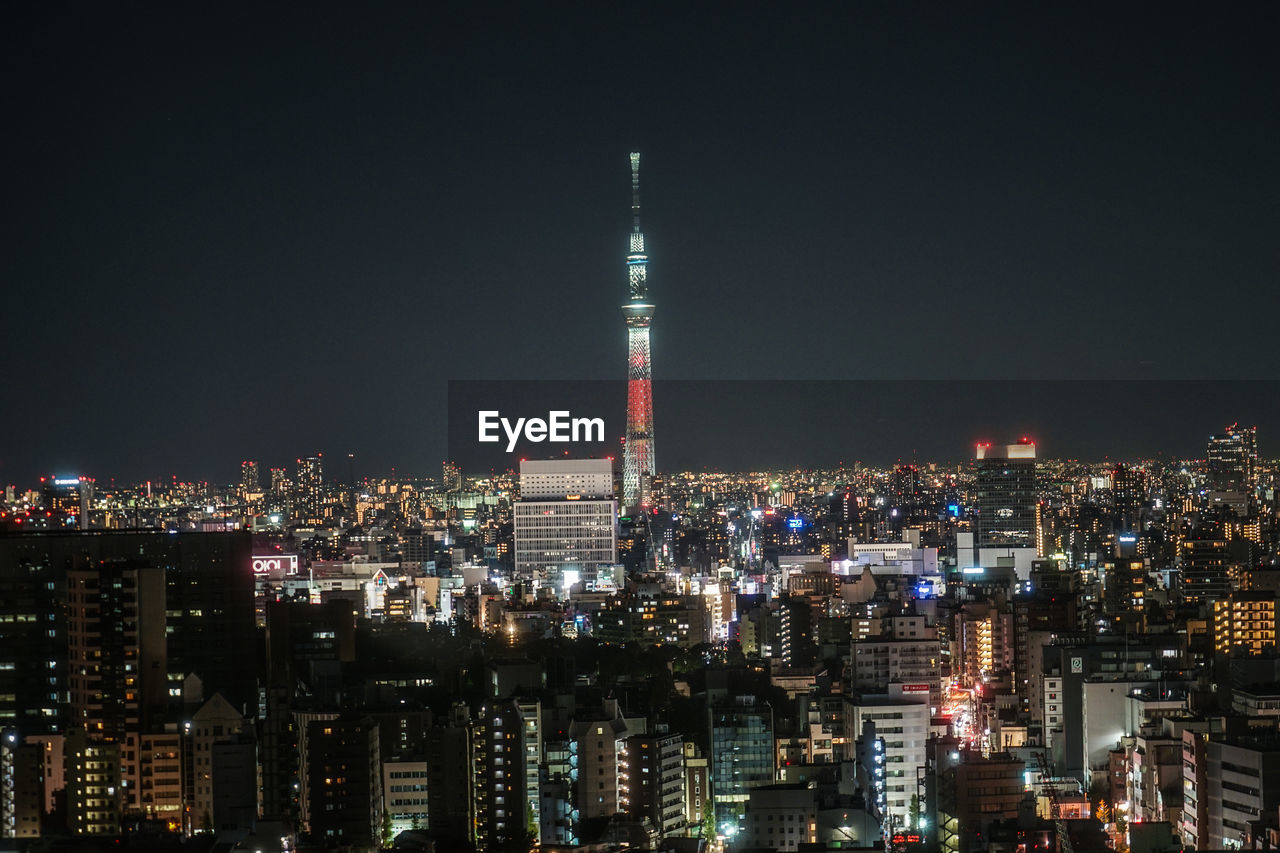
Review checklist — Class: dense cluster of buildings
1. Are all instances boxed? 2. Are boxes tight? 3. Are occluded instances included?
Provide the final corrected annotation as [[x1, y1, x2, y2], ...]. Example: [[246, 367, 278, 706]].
[[0, 423, 1277, 853]]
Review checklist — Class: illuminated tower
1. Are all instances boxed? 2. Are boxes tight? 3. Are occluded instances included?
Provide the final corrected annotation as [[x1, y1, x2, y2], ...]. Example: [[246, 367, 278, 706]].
[[240, 460, 260, 496], [622, 152, 656, 510], [296, 454, 323, 523], [1206, 423, 1258, 512]]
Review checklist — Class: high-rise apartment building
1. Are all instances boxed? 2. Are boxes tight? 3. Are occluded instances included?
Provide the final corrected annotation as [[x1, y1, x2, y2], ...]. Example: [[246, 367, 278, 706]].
[[684, 742, 709, 832], [306, 717, 383, 849], [515, 699, 542, 844], [1199, 734, 1280, 849], [931, 745, 1025, 853], [296, 454, 323, 522], [621, 732, 685, 836], [849, 637, 942, 711], [64, 727, 120, 836], [568, 700, 642, 823], [0, 736, 46, 837], [0, 539, 68, 734], [67, 560, 167, 742], [424, 710, 472, 845], [471, 700, 528, 849], [162, 531, 257, 716], [240, 460, 260, 496], [1103, 537, 1148, 626], [845, 691, 930, 828], [1111, 462, 1145, 531]]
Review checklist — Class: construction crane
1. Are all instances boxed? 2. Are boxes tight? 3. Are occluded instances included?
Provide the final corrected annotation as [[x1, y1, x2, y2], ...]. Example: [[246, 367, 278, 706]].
[[1038, 752, 1074, 853]]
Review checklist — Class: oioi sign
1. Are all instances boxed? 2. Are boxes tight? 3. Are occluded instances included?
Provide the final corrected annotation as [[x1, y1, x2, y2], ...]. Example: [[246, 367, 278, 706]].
[[252, 555, 298, 575]]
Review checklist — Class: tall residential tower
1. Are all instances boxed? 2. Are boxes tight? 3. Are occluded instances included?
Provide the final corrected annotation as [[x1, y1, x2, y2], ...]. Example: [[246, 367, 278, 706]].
[[622, 152, 656, 511]]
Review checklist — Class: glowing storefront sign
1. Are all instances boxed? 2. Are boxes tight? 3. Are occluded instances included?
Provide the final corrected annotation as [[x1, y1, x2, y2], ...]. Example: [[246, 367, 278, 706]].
[[252, 555, 299, 574]]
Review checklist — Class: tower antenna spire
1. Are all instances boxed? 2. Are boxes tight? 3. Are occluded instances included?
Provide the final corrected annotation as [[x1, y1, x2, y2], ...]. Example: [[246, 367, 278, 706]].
[[631, 152, 642, 234]]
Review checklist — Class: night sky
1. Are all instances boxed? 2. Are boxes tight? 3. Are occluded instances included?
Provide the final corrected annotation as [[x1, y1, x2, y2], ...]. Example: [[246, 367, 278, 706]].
[[5, 3, 1278, 484]]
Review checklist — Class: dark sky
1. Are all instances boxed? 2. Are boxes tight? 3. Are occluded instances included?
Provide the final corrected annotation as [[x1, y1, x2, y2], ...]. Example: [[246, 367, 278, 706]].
[[4, 3, 1278, 484]]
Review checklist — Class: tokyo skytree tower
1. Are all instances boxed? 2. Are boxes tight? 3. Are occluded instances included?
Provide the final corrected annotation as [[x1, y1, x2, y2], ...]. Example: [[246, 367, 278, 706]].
[[622, 152, 656, 510]]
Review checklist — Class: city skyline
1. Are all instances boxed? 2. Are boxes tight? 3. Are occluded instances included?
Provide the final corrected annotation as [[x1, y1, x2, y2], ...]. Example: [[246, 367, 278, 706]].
[[4, 3, 1280, 850], [3, 396, 1277, 849], [5, 379, 1275, 486]]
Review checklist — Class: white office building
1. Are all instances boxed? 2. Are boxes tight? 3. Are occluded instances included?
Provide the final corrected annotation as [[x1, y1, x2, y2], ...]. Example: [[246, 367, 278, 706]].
[[845, 687, 931, 827], [514, 459, 617, 589]]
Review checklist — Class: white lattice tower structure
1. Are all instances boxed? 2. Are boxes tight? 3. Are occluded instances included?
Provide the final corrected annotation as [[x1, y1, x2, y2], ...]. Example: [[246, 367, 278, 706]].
[[622, 151, 656, 511]]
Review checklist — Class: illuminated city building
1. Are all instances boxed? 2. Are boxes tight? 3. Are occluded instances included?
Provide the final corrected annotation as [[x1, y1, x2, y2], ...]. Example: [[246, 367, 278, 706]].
[[442, 460, 461, 492], [296, 454, 323, 522], [568, 699, 642, 823], [1196, 734, 1280, 849], [1212, 591, 1278, 655], [0, 735, 45, 837], [1112, 462, 1146, 531], [845, 690, 929, 828], [123, 730, 182, 824], [849, 638, 942, 711], [470, 700, 529, 849], [67, 560, 167, 743], [709, 695, 774, 828], [955, 601, 1011, 687], [515, 699, 542, 844], [64, 727, 120, 835], [40, 476, 90, 529], [513, 459, 617, 590], [974, 441, 1037, 549], [239, 460, 260, 497], [1179, 535, 1231, 604], [518, 458, 612, 500], [0, 539, 68, 734], [1102, 535, 1148, 630], [595, 595, 706, 648], [684, 742, 709, 832], [1206, 423, 1258, 509], [621, 732, 685, 836]]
